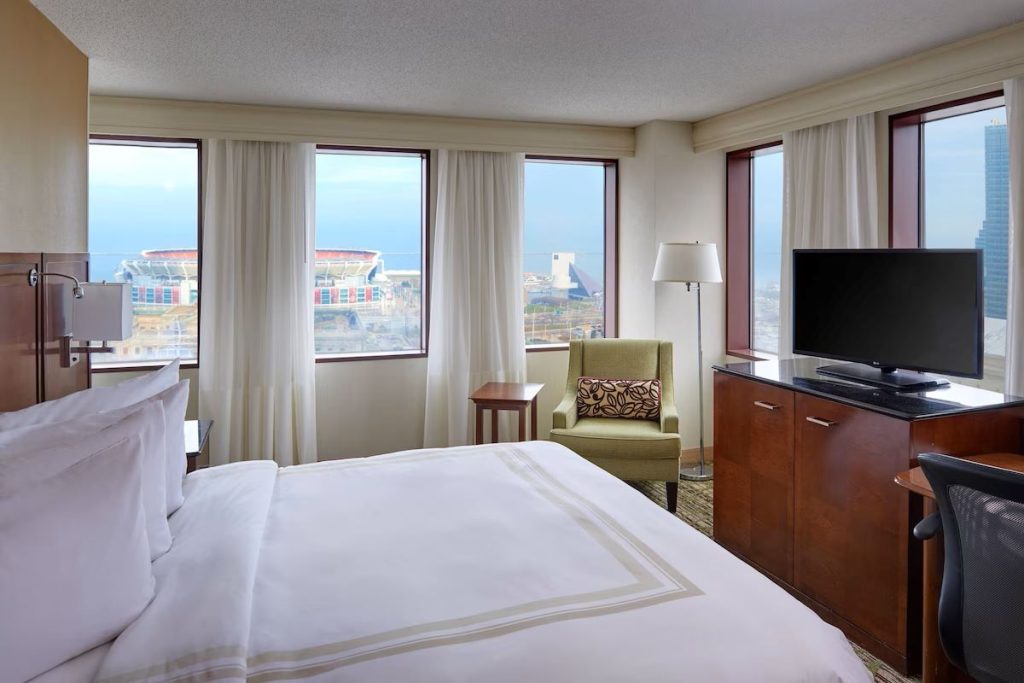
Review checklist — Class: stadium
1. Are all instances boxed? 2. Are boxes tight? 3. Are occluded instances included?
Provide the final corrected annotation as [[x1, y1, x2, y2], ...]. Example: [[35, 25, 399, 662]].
[[111, 248, 423, 358]]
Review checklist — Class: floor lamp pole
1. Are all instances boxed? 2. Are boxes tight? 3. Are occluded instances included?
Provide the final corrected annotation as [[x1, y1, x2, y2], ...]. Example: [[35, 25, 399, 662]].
[[680, 280, 712, 481]]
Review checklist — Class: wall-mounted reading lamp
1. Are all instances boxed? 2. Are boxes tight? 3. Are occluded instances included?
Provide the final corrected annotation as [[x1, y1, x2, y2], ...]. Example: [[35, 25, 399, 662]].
[[28, 268, 133, 367]]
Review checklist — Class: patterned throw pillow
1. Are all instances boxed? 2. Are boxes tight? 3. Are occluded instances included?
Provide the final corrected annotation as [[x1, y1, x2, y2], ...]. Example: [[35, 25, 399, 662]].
[[576, 377, 661, 421]]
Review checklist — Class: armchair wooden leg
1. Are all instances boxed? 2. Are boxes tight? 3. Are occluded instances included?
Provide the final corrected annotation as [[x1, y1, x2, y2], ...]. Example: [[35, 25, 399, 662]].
[[666, 481, 678, 514]]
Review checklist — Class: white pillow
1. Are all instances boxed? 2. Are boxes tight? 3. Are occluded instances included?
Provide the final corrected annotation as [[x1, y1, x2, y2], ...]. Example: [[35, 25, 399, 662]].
[[0, 359, 180, 431], [0, 432, 155, 682], [158, 380, 190, 515], [0, 402, 172, 560]]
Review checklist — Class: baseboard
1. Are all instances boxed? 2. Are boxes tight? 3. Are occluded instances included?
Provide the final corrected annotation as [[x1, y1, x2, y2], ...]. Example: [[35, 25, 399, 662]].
[[680, 446, 714, 466]]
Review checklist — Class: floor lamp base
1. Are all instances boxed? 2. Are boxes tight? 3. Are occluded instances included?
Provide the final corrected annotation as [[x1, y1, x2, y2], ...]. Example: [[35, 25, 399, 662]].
[[680, 462, 713, 482]]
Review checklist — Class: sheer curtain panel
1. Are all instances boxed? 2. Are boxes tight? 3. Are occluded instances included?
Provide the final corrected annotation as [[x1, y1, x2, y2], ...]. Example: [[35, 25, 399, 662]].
[[1005, 78, 1024, 395], [778, 114, 879, 357], [424, 151, 527, 447], [199, 140, 318, 466]]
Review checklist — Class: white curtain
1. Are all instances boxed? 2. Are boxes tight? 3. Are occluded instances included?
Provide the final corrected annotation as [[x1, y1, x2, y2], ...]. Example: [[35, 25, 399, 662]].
[[778, 114, 879, 357], [1004, 78, 1024, 395], [199, 139, 318, 466], [424, 150, 526, 447]]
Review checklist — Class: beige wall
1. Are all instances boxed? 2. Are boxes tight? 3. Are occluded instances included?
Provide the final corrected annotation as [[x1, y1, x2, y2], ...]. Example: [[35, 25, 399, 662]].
[[0, 0, 88, 253], [311, 350, 568, 459], [94, 354, 570, 461], [645, 122, 726, 450], [617, 124, 658, 338], [613, 121, 727, 451]]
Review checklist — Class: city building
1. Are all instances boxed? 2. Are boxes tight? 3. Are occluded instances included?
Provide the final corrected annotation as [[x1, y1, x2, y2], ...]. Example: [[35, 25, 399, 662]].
[[976, 122, 1009, 319]]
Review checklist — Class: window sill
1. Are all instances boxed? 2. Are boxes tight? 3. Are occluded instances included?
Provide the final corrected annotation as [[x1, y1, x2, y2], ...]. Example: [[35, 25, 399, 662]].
[[92, 359, 199, 374], [315, 350, 427, 363], [725, 348, 774, 362], [527, 344, 570, 353]]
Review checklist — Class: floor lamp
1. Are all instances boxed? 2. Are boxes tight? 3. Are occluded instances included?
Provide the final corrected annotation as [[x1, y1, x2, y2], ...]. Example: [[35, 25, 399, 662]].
[[652, 242, 722, 481]]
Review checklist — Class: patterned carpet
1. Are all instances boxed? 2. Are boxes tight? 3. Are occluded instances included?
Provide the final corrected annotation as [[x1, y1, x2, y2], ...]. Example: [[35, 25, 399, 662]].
[[631, 479, 917, 683]]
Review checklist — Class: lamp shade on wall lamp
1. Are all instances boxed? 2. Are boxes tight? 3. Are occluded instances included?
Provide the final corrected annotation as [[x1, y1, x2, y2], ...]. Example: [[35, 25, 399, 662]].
[[652, 242, 722, 284], [71, 283, 133, 341]]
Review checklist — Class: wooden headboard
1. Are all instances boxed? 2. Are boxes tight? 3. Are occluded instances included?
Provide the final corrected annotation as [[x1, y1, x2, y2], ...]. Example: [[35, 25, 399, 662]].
[[0, 251, 90, 411]]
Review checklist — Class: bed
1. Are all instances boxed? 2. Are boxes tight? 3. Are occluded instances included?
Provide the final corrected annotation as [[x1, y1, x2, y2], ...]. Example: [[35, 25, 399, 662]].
[[31, 440, 868, 683]]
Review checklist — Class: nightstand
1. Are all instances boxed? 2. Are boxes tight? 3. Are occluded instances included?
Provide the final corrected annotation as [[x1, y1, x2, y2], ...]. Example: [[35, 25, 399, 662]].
[[184, 419, 213, 473]]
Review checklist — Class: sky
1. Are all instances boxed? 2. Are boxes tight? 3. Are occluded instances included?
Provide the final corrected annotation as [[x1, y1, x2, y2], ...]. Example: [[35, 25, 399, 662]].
[[752, 148, 784, 287], [89, 144, 200, 282], [923, 106, 1006, 248], [89, 146, 607, 283]]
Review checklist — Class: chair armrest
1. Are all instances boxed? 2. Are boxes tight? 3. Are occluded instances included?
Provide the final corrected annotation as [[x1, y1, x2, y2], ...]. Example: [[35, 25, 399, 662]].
[[913, 512, 942, 540], [553, 391, 578, 430], [660, 399, 679, 435]]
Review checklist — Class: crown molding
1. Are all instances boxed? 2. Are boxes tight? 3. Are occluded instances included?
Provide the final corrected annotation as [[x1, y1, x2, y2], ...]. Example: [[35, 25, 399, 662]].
[[89, 96, 635, 158], [693, 21, 1024, 152]]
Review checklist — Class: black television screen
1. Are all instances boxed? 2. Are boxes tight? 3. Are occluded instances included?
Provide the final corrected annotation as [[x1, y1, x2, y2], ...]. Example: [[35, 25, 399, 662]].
[[792, 249, 983, 378]]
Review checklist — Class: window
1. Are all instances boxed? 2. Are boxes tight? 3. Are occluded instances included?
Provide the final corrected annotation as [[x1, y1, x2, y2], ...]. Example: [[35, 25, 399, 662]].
[[751, 148, 784, 354], [88, 137, 201, 366], [725, 144, 783, 356], [314, 148, 427, 358], [523, 158, 617, 346], [891, 93, 1007, 389]]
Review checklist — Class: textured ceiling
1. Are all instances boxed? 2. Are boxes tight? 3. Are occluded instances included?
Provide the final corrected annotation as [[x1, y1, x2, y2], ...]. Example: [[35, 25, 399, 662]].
[[32, 0, 1024, 126]]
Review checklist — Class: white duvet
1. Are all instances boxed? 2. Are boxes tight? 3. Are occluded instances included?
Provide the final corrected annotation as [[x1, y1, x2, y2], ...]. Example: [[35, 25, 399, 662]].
[[93, 442, 869, 682]]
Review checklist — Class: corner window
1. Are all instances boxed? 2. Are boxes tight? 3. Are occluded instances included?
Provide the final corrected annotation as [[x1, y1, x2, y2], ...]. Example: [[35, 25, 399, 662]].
[[88, 137, 201, 366], [523, 157, 617, 347], [314, 148, 428, 358], [725, 144, 783, 356], [891, 92, 1006, 389]]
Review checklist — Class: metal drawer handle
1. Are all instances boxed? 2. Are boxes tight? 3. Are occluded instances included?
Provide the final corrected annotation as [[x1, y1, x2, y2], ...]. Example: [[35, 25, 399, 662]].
[[806, 416, 837, 428], [753, 401, 780, 411]]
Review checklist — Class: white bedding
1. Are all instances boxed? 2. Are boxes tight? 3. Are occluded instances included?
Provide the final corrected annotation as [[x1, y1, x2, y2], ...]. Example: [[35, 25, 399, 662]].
[[94, 442, 870, 682]]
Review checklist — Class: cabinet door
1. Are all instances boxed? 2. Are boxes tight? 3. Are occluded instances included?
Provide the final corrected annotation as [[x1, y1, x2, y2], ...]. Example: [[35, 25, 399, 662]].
[[713, 372, 795, 583], [794, 393, 910, 652]]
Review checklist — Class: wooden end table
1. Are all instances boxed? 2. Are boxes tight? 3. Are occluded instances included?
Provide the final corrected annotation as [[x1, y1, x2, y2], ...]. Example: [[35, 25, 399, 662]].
[[469, 382, 543, 444], [895, 452, 1024, 683], [185, 419, 214, 473]]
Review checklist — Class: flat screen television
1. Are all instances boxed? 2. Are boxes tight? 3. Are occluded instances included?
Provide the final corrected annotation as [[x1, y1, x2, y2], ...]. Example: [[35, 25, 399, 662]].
[[792, 249, 983, 391]]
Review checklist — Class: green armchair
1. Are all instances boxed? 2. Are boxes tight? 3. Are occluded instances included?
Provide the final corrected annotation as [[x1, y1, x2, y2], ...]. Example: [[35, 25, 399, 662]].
[[550, 339, 681, 512]]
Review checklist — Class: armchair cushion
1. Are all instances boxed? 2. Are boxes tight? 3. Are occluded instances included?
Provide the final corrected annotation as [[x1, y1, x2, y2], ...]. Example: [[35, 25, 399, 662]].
[[550, 418, 681, 462], [576, 377, 661, 420]]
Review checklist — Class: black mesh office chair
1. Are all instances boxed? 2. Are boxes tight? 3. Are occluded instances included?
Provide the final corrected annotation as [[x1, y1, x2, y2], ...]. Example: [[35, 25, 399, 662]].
[[914, 453, 1024, 683]]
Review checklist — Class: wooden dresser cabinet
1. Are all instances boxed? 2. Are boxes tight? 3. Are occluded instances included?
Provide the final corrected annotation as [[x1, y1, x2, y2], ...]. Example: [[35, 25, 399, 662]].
[[713, 359, 1024, 675]]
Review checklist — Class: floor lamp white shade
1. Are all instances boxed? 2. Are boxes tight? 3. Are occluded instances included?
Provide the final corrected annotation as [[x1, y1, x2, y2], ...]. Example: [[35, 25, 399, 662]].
[[653, 242, 721, 481], [652, 242, 722, 284]]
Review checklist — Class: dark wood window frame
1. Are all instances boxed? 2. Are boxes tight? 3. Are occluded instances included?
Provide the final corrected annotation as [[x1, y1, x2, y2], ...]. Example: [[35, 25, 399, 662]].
[[313, 145, 431, 363], [89, 134, 203, 374], [888, 90, 1004, 249], [725, 142, 782, 359], [523, 155, 618, 352]]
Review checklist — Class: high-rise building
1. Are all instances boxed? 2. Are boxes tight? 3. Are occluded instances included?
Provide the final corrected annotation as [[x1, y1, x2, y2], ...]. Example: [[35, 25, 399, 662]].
[[975, 122, 1009, 319]]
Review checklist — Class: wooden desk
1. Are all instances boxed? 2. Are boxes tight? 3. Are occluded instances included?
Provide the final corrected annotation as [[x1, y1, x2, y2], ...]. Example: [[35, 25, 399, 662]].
[[895, 453, 1024, 683], [469, 382, 543, 444], [185, 419, 214, 473]]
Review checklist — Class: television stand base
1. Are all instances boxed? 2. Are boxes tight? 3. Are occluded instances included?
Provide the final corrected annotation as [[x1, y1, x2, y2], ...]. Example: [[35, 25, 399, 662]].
[[816, 363, 950, 392]]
